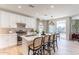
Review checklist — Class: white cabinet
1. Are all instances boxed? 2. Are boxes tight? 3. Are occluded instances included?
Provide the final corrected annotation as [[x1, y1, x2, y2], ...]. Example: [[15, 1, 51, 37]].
[[10, 13, 26, 28], [0, 12, 1, 27], [0, 34, 17, 49], [0, 11, 10, 28], [0, 35, 9, 48], [25, 17, 36, 30], [15, 14, 21, 23], [8, 34, 17, 47], [0, 11, 19, 28], [0, 10, 36, 29], [0, 11, 17, 28], [20, 16, 26, 23], [10, 13, 18, 28]]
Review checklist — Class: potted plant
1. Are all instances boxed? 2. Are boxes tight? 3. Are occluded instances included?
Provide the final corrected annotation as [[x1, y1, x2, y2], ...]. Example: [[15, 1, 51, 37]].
[[74, 20, 79, 33], [41, 30, 45, 35], [35, 30, 39, 34]]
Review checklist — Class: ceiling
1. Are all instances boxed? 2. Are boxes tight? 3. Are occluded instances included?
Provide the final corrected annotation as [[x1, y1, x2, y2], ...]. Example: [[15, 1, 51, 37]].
[[0, 4, 79, 19]]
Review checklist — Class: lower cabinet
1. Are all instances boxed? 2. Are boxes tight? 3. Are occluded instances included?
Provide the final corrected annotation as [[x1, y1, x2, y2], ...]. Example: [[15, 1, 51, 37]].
[[0, 34, 17, 49]]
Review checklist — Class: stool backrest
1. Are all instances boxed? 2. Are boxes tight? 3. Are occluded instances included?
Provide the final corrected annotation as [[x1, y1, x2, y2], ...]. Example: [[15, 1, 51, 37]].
[[33, 37, 43, 48], [50, 34, 56, 41], [43, 35, 50, 43]]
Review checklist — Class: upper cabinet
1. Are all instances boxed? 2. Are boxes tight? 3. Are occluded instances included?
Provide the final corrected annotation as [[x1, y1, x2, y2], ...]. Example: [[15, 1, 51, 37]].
[[20, 15, 26, 23], [0, 11, 10, 28], [15, 14, 26, 23], [25, 17, 36, 30], [0, 11, 26, 28], [0, 10, 36, 29], [10, 14, 26, 28], [15, 14, 21, 23], [9, 13, 17, 28]]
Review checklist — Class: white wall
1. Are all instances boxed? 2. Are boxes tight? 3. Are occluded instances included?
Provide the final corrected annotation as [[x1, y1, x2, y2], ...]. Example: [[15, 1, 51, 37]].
[[66, 18, 71, 40], [0, 10, 36, 29]]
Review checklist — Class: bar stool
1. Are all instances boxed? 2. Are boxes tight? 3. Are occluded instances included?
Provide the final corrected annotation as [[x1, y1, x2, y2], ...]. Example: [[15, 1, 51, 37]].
[[42, 35, 51, 55], [28, 37, 43, 55], [50, 34, 58, 52], [54, 34, 58, 49]]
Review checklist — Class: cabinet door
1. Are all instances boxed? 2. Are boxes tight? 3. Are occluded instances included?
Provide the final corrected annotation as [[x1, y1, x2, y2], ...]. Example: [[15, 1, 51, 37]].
[[0, 11, 18, 28], [25, 17, 36, 29], [25, 17, 30, 28], [20, 15, 26, 23], [0, 11, 10, 28], [10, 13, 17, 28], [15, 14, 21, 23], [8, 34, 17, 46], [0, 35, 9, 48], [0, 12, 1, 27]]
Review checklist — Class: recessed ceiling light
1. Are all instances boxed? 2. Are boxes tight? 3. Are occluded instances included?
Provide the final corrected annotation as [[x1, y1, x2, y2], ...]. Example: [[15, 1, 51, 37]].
[[44, 14, 47, 16], [50, 5, 54, 8], [28, 5, 35, 8], [18, 6, 22, 8]]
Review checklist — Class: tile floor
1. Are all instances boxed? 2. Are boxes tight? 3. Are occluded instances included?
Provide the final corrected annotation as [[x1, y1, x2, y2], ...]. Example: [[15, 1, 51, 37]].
[[0, 39, 79, 55], [55, 39, 79, 55]]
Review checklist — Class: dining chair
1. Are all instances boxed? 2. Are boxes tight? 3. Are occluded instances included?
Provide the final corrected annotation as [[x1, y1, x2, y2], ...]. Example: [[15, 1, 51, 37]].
[[28, 37, 43, 55]]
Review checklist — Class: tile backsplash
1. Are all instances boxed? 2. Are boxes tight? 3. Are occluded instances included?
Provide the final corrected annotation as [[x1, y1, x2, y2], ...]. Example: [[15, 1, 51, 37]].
[[0, 28, 34, 34]]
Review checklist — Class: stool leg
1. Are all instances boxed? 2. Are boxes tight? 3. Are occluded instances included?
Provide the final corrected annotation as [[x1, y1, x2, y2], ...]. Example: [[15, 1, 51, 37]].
[[40, 48, 42, 55], [28, 48, 30, 55], [53, 42, 55, 52], [43, 45, 45, 55], [33, 50, 36, 55], [56, 40, 58, 49], [33, 50, 35, 55], [47, 42, 51, 55]]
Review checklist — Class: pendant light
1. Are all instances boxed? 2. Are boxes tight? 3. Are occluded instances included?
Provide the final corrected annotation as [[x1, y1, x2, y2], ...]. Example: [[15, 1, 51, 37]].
[[48, 16, 55, 25]]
